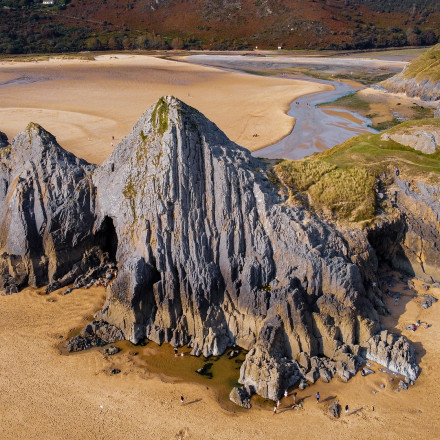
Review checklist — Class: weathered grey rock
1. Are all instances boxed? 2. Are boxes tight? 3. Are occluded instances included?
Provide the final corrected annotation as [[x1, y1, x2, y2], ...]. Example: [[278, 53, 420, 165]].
[[104, 345, 120, 355], [380, 75, 440, 101], [367, 176, 440, 284], [421, 294, 438, 309], [435, 105, 440, 119], [229, 386, 252, 409], [381, 127, 440, 154], [399, 380, 408, 390], [366, 330, 420, 381], [0, 123, 97, 292], [2, 97, 429, 403], [329, 401, 341, 418], [90, 96, 387, 400], [66, 320, 125, 352]]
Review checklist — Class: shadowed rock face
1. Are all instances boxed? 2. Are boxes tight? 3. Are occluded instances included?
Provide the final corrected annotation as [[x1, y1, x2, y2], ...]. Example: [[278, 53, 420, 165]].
[[0, 97, 428, 400], [0, 124, 96, 291]]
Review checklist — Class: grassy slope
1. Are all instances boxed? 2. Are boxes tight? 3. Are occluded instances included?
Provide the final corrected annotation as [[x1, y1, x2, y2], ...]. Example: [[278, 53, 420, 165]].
[[402, 43, 440, 82], [274, 119, 440, 223]]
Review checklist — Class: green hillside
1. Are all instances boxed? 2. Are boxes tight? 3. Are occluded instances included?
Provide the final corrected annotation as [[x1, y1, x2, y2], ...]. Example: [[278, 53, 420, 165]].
[[403, 43, 440, 82], [274, 119, 440, 223]]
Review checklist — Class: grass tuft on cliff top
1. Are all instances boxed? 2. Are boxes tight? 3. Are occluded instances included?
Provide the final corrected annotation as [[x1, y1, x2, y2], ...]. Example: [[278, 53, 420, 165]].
[[402, 43, 440, 83], [275, 119, 440, 223]]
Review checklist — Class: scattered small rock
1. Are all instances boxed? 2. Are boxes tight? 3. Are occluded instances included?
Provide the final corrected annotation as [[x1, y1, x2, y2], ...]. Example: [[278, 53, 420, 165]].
[[111, 369, 121, 375], [422, 284, 430, 291], [104, 345, 120, 356], [380, 384, 386, 389], [329, 401, 341, 418], [421, 295, 438, 309], [299, 379, 308, 390], [399, 380, 408, 390]]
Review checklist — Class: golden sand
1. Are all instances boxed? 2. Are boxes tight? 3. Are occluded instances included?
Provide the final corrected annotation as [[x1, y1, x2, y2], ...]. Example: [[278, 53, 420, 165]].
[[0, 54, 330, 164], [0, 273, 439, 440]]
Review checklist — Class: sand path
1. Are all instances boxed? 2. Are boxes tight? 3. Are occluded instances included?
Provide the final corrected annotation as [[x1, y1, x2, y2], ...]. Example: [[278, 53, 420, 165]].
[[0, 273, 439, 440], [0, 54, 330, 164]]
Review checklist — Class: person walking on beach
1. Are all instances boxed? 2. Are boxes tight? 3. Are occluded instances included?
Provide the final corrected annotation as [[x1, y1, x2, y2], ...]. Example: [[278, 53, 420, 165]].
[[273, 405, 277, 415], [293, 392, 297, 405], [174, 347, 178, 356], [316, 392, 320, 403], [180, 396, 185, 405], [345, 404, 349, 415]]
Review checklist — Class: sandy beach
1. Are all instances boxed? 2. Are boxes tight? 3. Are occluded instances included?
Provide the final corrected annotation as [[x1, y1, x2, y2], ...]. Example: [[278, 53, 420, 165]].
[[0, 54, 330, 164], [0, 271, 438, 440]]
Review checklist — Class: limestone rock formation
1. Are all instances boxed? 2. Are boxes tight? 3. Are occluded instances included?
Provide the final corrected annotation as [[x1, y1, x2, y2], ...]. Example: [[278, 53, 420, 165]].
[[380, 75, 440, 101], [0, 97, 430, 402], [229, 386, 251, 408], [366, 330, 419, 381], [89, 97, 388, 400], [0, 123, 97, 293], [368, 175, 440, 283], [66, 320, 125, 352], [381, 126, 440, 154]]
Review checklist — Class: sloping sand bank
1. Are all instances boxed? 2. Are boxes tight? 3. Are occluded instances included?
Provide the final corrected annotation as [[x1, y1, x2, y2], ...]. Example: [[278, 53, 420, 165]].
[[0, 54, 329, 164], [0, 273, 439, 440]]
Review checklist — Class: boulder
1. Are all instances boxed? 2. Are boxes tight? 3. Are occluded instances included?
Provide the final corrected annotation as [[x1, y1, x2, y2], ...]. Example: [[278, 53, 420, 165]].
[[229, 386, 252, 409], [329, 401, 341, 418], [104, 345, 120, 356], [366, 330, 420, 381], [421, 294, 438, 309], [66, 320, 125, 352]]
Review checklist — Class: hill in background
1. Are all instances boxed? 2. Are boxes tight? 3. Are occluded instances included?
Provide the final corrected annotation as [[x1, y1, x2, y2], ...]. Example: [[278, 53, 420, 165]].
[[1, 0, 440, 53]]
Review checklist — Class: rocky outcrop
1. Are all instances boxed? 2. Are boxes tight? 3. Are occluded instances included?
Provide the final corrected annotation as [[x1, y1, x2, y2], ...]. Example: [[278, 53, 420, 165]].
[[229, 386, 251, 408], [0, 97, 429, 402], [380, 75, 440, 101], [329, 401, 341, 418], [90, 96, 388, 400], [366, 330, 419, 381], [66, 320, 125, 352], [0, 123, 97, 292], [435, 105, 440, 119], [381, 126, 440, 154], [368, 175, 440, 283]]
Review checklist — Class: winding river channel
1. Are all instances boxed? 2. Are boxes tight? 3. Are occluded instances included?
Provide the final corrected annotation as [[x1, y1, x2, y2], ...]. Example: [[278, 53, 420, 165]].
[[254, 78, 377, 160]]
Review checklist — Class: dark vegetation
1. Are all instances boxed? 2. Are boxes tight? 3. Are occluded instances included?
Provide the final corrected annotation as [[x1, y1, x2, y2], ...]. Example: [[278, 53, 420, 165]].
[[1, 0, 440, 53]]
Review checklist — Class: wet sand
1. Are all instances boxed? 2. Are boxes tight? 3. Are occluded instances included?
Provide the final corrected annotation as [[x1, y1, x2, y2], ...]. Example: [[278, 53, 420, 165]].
[[255, 79, 375, 160], [0, 54, 330, 164], [1, 274, 439, 439]]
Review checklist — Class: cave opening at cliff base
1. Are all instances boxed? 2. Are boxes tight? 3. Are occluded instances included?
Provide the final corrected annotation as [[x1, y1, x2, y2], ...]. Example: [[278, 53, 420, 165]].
[[95, 216, 118, 262]]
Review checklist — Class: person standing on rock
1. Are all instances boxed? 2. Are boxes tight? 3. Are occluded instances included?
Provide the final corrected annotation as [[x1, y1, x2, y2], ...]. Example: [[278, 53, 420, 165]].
[[316, 392, 320, 403]]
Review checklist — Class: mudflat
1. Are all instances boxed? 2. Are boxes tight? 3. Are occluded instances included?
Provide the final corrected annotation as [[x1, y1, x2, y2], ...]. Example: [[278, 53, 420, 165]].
[[0, 54, 330, 164]]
